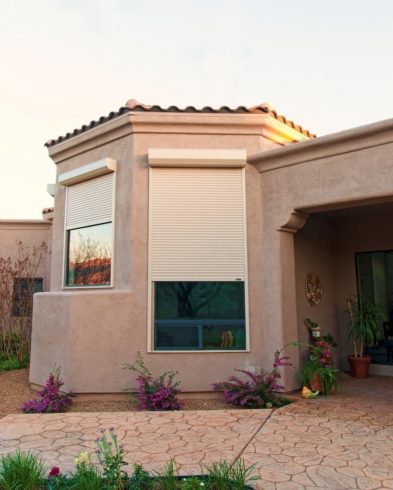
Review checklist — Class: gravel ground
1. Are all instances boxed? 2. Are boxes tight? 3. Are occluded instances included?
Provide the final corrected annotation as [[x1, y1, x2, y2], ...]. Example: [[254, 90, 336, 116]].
[[0, 368, 229, 418]]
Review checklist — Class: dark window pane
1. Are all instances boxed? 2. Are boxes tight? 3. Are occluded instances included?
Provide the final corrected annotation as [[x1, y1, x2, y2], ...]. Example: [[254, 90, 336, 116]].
[[66, 223, 112, 286], [154, 281, 246, 350], [356, 250, 393, 365], [13, 278, 43, 317]]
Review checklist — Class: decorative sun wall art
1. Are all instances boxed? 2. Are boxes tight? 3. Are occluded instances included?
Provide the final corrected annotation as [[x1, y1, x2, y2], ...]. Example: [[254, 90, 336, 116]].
[[305, 272, 322, 306]]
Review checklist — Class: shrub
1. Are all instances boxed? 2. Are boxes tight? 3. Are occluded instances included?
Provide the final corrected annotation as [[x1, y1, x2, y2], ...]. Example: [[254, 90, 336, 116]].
[[125, 355, 184, 411], [212, 348, 291, 408], [0, 241, 47, 363], [153, 459, 178, 490], [0, 451, 46, 490], [0, 353, 29, 372], [22, 368, 73, 413]]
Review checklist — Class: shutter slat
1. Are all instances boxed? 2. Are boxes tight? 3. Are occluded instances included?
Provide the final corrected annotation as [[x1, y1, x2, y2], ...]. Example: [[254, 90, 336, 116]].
[[66, 174, 113, 229], [150, 168, 246, 281]]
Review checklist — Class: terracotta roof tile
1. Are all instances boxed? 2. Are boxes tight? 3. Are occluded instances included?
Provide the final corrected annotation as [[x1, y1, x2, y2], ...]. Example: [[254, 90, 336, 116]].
[[45, 100, 316, 148]]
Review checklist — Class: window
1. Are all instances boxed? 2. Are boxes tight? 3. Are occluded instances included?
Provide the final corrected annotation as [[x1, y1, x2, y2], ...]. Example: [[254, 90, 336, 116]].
[[356, 250, 393, 365], [13, 278, 43, 317], [66, 222, 112, 286], [154, 281, 246, 350], [149, 165, 248, 351], [64, 173, 114, 287]]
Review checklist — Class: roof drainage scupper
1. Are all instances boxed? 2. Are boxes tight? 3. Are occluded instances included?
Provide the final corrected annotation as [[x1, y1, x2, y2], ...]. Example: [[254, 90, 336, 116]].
[[45, 99, 316, 148]]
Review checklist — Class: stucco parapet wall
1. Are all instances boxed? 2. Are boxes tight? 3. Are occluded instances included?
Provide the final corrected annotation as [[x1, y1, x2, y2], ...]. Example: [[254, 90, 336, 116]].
[[249, 117, 393, 172], [48, 112, 310, 164], [0, 220, 52, 230]]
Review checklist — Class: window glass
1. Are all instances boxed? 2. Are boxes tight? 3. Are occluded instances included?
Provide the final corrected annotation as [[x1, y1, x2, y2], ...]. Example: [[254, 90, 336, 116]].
[[66, 222, 112, 286], [13, 278, 43, 317], [154, 281, 246, 350], [356, 250, 393, 365]]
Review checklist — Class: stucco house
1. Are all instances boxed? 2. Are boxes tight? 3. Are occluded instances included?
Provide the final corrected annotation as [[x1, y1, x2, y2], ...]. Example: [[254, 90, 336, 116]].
[[17, 99, 393, 395]]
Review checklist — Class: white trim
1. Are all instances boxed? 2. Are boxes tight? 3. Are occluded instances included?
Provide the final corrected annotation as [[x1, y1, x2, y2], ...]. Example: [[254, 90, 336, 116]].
[[147, 168, 153, 351], [241, 168, 250, 351], [148, 148, 247, 168], [58, 158, 117, 186]]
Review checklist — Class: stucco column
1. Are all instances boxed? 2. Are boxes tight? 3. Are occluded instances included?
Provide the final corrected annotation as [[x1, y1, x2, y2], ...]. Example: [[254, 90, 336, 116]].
[[261, 211, 308, 391]]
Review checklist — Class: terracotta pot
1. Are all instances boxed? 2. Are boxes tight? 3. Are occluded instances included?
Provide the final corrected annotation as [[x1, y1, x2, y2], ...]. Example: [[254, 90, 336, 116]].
[[310, 373, 323, 392], [348, 355, 372, 378]]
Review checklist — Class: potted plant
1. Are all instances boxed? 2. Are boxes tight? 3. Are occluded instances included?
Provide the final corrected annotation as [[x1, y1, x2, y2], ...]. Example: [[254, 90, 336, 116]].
[[347, 296, 383, 378], [298, 341, 341, 396], [304, 318, 321, 339]]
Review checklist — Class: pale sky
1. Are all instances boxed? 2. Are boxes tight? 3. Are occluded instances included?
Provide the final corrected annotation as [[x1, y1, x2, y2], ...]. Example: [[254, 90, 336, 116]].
[[1, 0, 393, 219]]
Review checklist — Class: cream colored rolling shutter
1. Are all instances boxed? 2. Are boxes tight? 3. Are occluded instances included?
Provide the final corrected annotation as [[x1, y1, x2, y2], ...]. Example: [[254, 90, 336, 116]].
[[66, 173, 114, 230], [150, 168, 246, 281]]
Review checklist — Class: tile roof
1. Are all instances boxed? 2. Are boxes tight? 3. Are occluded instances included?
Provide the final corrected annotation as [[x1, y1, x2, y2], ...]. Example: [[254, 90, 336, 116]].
[[45, 99, 316, 148]]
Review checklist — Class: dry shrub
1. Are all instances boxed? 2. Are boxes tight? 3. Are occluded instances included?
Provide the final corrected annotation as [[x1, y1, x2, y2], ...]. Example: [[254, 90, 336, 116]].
[[0, 241, 47, 362]]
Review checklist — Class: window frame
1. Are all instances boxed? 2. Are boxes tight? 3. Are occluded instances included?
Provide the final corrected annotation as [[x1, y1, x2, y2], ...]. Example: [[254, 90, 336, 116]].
[[147, 165, 250, 353], [62, 171, 116, 290]]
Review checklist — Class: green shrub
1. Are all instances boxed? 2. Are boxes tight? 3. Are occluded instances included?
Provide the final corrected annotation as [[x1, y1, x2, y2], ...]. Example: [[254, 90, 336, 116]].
[[0, 451, 46, 490]]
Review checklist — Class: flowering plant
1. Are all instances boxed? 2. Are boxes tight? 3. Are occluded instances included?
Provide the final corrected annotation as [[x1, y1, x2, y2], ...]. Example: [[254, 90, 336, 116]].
[[212, 348, 292, 408], [314, 340, 333, 365], [95, 428, 127, 488], [125, 354, 184, 410], [22, 368, 73, 413]]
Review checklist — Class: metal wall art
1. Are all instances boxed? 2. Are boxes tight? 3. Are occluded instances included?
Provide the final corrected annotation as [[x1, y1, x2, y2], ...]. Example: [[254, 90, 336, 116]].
[[305, 272, 322, 306]]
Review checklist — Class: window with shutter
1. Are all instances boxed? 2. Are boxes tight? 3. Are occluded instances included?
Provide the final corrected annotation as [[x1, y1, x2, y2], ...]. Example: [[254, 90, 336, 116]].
[[149, 165, 248, 351], [64, 173, 114, 287]]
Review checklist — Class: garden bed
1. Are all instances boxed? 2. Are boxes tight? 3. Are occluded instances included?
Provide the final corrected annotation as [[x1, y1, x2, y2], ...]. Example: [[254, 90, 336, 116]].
[[0, 368, 231, 419]]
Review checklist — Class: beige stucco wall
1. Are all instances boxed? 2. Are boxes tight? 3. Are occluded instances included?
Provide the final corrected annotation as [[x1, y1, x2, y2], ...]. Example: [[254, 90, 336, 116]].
[[0, 220, 52, 290], [31, 111, 300, 393], [254, 120, 393, 386], [30, 111, 393, 394]]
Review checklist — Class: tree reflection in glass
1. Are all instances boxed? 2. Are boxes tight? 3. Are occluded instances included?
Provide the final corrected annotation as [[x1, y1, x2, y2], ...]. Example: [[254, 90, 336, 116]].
[[66, 223, 112, 286]]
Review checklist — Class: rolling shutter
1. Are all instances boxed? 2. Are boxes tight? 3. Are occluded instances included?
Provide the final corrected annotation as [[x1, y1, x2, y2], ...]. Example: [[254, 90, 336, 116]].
[[65, 173, 114, 230], [150, 167, 246, 281]]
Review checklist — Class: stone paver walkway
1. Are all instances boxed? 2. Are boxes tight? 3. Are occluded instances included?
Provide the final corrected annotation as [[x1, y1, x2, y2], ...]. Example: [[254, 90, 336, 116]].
[[243, 375, 393, 489], [0, 409, 270, 475], [0, 375, 392, 488]]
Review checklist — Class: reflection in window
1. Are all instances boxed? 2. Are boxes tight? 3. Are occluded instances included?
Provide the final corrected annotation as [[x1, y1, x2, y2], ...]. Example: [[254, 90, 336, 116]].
[[66, 223, 112, 286], [154, 281, 246, 350], [13, 278, 43, 317]]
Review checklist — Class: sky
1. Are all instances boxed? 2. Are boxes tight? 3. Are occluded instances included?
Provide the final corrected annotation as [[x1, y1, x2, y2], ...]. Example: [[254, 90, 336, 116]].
[[1, 0, 393, 219]]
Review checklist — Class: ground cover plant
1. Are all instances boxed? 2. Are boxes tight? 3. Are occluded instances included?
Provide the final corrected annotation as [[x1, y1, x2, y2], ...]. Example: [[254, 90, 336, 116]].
[[124, 354, 183, 411], [0, 429, 259, 489], [22, 368, 73, 413], [212, 347, 292, 408]]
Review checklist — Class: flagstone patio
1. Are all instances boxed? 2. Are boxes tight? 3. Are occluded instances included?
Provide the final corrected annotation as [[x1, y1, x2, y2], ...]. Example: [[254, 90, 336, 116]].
[[0, 375, 392, 489]]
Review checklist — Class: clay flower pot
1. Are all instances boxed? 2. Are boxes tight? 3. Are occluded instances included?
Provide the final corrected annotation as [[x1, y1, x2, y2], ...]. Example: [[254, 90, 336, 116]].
[[348, 355, 372, 378], [310, 373, 323, 392]]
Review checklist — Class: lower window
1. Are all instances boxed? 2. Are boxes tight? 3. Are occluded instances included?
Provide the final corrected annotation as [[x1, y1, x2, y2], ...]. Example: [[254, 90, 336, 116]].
[[154, 281, 246, 350], [66, 222, 112, 286], [13, 278, 43, 317]]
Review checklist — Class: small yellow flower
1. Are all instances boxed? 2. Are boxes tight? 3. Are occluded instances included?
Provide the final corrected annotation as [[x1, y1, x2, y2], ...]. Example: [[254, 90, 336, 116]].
[[74, 457, 79, 465]]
